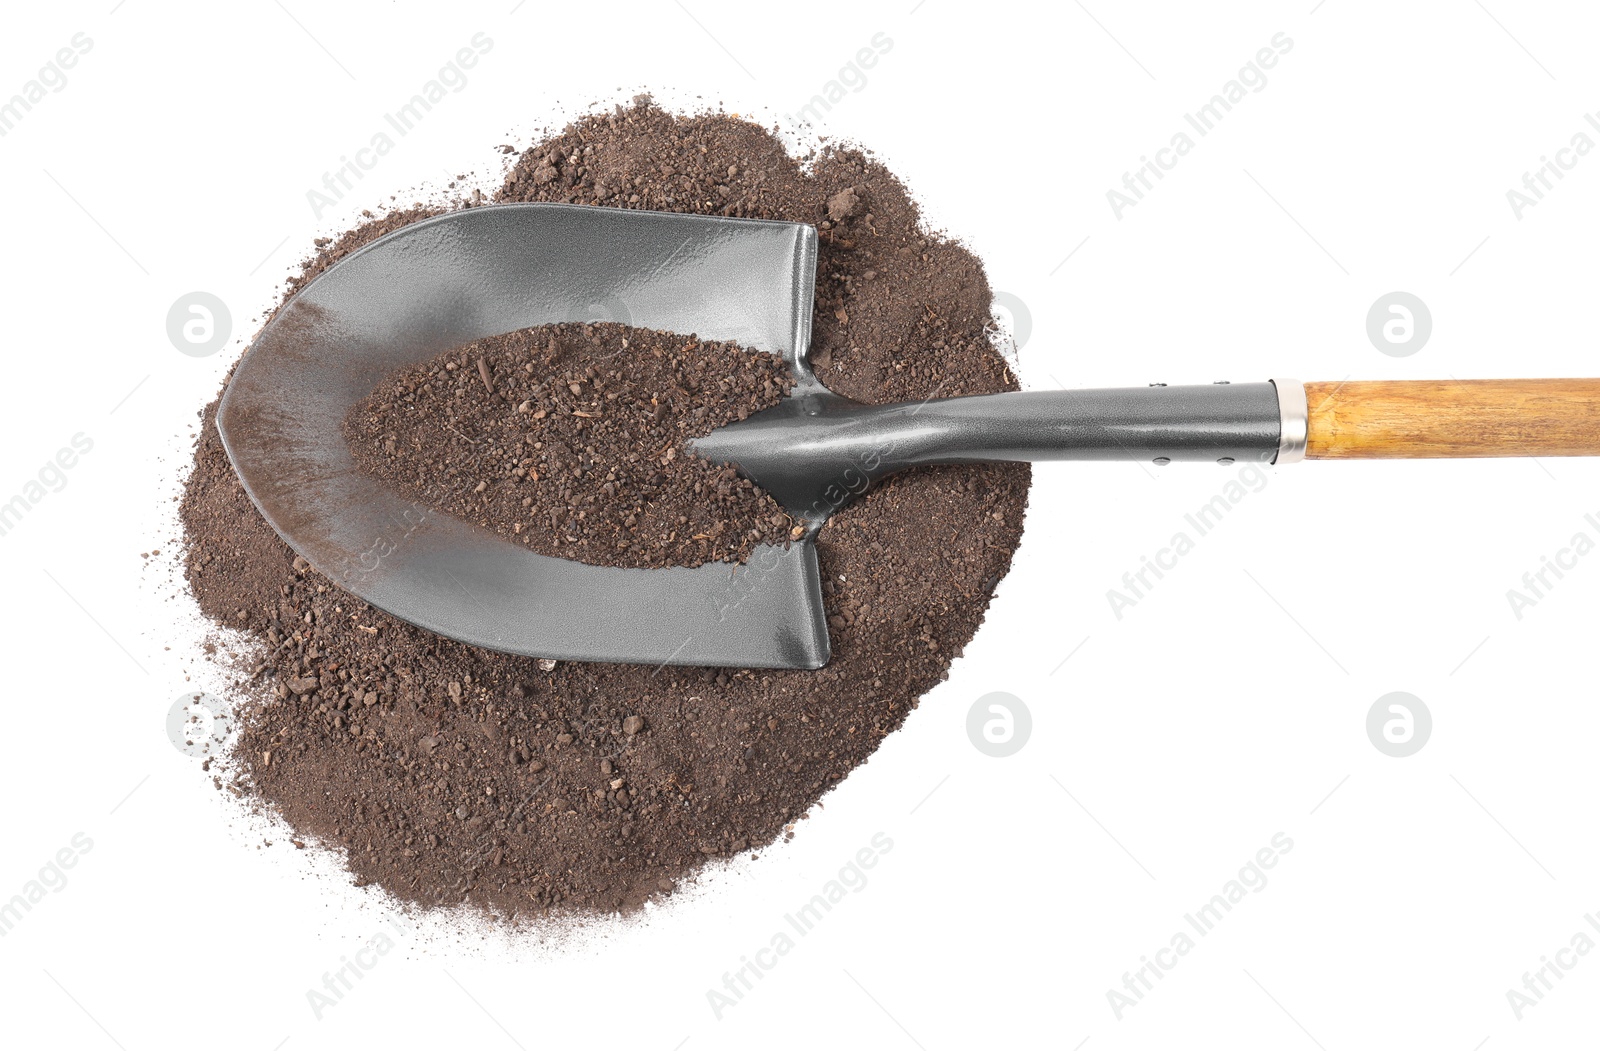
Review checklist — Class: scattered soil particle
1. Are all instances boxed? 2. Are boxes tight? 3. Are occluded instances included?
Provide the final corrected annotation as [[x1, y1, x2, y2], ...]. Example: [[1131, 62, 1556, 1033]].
[[288, 207, 436, 301], [344, 322, 795, 569], [181, 99, 1029, 920]]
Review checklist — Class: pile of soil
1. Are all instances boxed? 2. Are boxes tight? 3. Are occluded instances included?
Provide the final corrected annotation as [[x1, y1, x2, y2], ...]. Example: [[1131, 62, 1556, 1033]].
[[182, 99, 1030, 917], [344, 321, 796, 569]]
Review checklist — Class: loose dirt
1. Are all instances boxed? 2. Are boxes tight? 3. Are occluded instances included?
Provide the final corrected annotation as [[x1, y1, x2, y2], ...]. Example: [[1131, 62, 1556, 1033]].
[[180, 99, 1030, 918]]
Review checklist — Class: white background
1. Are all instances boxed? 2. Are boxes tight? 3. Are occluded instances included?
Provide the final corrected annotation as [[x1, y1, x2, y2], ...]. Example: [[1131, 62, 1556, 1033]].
[[2, 1, 1598, 1047]]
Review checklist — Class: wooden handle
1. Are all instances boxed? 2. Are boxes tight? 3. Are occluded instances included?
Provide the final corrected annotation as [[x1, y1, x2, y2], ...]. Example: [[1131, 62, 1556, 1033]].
[[1304, 379, 1600, 459]]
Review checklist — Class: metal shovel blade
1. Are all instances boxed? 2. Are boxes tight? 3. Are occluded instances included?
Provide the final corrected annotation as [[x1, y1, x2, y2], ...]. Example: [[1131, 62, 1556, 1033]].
[[217, 204, 830, 669]]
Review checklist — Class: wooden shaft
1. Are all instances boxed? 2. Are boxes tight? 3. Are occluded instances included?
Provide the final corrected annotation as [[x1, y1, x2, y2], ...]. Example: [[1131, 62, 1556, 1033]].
[[1304, 379, 1600, 459]]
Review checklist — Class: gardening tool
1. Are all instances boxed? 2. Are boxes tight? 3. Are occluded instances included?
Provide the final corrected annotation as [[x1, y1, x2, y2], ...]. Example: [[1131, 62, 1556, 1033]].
[[219, 204, 1600, 670]]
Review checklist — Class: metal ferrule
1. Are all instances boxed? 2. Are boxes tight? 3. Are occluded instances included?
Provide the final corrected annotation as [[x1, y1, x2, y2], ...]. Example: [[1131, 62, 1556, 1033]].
[[1271, 378, 1308, 464]]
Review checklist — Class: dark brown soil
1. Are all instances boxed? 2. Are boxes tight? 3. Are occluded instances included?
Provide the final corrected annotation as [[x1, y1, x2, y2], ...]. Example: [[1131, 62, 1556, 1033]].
[[181, 100, 1030, 919], [343, 322, 796, 570]]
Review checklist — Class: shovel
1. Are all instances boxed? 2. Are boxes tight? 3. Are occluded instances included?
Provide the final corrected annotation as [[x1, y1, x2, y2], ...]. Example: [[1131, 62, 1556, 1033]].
[[218, 204, 1600, 670]]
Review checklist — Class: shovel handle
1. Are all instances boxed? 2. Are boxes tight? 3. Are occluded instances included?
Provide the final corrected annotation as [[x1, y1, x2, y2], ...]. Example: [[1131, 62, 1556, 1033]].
[[1303, 379, 1600, 459]]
